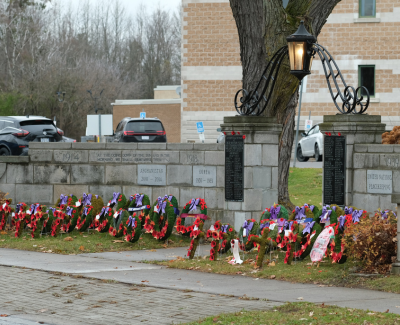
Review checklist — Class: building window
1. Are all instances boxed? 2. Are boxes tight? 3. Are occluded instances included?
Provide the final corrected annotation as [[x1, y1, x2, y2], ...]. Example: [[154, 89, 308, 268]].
[[359, 65, 375, 97], [359, 0, 376, 17]]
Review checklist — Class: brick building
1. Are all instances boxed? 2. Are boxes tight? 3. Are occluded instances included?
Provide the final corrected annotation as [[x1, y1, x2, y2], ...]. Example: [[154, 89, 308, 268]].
[[181, 0, 400, 143]]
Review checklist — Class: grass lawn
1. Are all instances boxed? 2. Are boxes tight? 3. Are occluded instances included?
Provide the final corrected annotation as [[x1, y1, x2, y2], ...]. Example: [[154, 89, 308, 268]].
[[158, 250, 400, 294], [0, 230, 191, 255], [289, 167, 323, 209], [183, 302, 400, 325]]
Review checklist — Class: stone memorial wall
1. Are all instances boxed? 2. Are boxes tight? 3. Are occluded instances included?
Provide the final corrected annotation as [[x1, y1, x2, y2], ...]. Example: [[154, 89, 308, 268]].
[[0, 140, 279, 227], [352, 144, 400, 212]]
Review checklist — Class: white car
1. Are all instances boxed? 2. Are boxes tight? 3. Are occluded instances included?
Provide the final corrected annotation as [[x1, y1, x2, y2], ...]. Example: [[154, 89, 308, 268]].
[[297, 124, 323, 162]]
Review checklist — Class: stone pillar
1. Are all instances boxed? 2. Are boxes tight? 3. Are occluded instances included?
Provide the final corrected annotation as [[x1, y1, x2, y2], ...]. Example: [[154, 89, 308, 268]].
[[319, 115, 386, 207], [391, 195, 400, 275], [220, 116, 282, 231]]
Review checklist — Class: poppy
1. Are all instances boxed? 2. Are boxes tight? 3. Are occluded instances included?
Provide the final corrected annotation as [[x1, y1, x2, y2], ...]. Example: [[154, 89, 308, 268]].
[[229, 228, 233, 232], [212, 231, 219, 239], [211, 241, 217, 248], [210, 255, 215, 261]]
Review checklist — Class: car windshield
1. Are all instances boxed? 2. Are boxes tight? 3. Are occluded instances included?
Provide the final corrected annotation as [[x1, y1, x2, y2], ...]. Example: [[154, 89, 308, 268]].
[[19, 120, 56, 132], [126, 121, 163, 133]]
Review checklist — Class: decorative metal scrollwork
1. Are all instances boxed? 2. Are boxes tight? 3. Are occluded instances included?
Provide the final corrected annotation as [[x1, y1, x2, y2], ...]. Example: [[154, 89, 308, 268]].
[[234, 46, 288, 116], [312, 43, 370, 114], [234, 43, 370, 116]]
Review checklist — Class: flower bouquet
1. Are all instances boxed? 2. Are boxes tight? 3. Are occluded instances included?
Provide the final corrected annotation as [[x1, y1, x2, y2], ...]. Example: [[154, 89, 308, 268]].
[[50, 209, 66, 237], [0, 199, 12, 231]]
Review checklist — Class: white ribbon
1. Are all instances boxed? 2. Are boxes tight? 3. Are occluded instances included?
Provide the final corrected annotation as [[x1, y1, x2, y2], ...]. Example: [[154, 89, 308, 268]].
[[231, 239, 243, 264]]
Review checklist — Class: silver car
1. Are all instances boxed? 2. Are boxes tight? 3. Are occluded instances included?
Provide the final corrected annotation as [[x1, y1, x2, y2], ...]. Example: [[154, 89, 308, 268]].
[[297, 124, 323, 162]]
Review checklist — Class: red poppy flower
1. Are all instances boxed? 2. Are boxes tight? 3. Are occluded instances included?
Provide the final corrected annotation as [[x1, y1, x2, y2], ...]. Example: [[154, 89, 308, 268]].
[[219, 231, 224, 240], [221, 240, 227, 248], [211, 241, 217, 248], [210, 255, 215, 261], [212, 231, 219, 239], [214, 223, 220, 230], [187, 251, 191, 257]]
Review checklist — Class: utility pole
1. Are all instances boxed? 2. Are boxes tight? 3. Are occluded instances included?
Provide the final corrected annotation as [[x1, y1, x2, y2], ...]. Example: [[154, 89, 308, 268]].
[[56, 91, 66, 130], [87, 89, 104, 142]]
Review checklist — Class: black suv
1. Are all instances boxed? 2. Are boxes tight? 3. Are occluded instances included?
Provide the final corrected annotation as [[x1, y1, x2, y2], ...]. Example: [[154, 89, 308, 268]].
[[114, 117, 167, 143], [0, 116, 64, 155]]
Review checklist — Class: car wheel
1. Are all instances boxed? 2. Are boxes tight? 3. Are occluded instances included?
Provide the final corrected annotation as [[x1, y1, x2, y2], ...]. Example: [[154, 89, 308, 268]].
[[315, 144, 322, 162], [297, 146, 309, 162], [0, 148, 10, 156]]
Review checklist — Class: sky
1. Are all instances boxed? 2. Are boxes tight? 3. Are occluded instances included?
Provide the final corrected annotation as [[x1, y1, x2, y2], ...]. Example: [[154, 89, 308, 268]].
[[64, 0, 181, 17]]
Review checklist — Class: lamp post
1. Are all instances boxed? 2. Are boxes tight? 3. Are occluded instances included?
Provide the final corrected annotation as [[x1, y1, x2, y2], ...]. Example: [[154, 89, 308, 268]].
[[234, 21, 370, 116], [87, 89, 104, 142], [56, 91, 66, 130]]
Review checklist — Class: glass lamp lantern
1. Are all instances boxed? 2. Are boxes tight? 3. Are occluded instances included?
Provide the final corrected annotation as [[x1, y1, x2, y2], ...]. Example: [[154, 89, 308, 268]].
[[286, 21, 317, 81]]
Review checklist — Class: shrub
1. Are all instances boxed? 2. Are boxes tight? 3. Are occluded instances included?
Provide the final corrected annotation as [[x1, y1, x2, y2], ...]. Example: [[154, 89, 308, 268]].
[[343, 211, 397, 274]]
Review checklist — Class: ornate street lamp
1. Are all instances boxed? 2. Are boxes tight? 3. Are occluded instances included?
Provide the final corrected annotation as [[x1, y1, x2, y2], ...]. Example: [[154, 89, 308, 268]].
[[286, 21, 316, 82], [234, 21, 370, 116]]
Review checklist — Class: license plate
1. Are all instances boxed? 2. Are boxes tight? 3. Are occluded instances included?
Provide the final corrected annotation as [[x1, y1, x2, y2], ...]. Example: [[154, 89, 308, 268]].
[[40, 138, 50, 142], [142, 136, 149, 140]]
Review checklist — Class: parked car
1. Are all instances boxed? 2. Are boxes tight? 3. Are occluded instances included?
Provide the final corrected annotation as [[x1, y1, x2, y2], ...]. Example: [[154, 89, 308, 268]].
[[0, 116, 64, 156], [113, 117, 167, 143], [297, 124, 323, 162], [61, 136, 76, 143]]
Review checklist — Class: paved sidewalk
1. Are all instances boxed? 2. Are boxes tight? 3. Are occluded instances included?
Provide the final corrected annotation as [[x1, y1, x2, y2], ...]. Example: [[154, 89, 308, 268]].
[[1, 248, 400, 321], [0, 266, 277, 325]]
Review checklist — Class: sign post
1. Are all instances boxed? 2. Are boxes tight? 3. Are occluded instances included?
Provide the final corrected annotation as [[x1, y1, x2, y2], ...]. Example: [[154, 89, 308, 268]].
[[305, 119, 313, 131], [196, 122, 205, 143], [140, 112, 146, 119]]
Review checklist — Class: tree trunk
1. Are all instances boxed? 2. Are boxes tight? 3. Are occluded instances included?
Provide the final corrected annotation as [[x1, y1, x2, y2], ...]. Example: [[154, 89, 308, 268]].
[[230, 0, 340, 209]]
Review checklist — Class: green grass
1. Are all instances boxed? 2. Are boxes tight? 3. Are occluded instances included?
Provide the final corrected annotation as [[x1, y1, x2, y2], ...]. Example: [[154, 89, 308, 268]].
[[0, 230, 191, 254], [289, 167, 323, 209], [159, 250, 400, 294], [183, 302, 400, 325]]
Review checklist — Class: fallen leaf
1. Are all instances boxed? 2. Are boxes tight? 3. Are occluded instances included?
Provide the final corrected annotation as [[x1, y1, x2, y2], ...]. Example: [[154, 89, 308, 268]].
[[64, 237, 74, 242], [385, 309, 389, 313], [79, 246, 84, 251], [297, 297, 304, 300], [309, 311, 314, 317], [0, 315, 8, 317], [112, 240, 124, 243], [299, 318, 307, 321], [236, 271, 243, 275], [83, 236, 88, 238], [0, 231, 6, 235], [141, 280, 149, 283], [269, 261, 276, 267], [270, 275, 276, 279], [38, 309, 48, 313]]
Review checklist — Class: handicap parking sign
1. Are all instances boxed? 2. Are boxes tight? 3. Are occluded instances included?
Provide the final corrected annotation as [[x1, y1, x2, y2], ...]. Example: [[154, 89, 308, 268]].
[[196, 122, 204, 133], [140, 112, 146, 119]]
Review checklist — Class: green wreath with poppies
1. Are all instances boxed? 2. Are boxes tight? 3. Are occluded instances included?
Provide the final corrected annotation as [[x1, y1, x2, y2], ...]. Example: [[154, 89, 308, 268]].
[[0, 199, 12, 231], [186, 217, 205, 259], [124, 212, 142, 243], [109, 209, 129, 238], [76, 206, 95, 232], [149, 196, 178, 241], [240, 218, 259, 251], [94, 206, 114, 233], [177, 198, 207, 235], [127, 193, 151, 227], [107, 192, 127, 211]]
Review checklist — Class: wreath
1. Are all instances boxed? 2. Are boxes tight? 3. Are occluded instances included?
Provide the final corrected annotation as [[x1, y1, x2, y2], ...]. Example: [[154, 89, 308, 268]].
[[77, 193, 104, 216], [289, 204, 315, 222], [28, 205, 48, 238], [240, 219, 259, 251], [260, 204, 289, 222], [178, 198, 207, 235], [107, 192, 127, 211], [187, 217, 205, 259], [14, 210, 28, 238], [43, 208, 56, 233], [95, 206, 114, 233], [108, 209, 129, 238], [124, 212, 142, 243], [50, 209, 65, 237], [0, 200, 12, 231], [206, 221, 235, 260], [62, 206, 81, 233], [127, 193, 151, 227], [76, 206, 95, 232], [249, 225, 277, 268], [55, 194, 78, 209], [149, 196, 178, 241]]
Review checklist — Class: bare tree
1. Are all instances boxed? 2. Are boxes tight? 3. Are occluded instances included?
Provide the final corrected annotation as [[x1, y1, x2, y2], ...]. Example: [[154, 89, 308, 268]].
[[229, 0, 340, 208]]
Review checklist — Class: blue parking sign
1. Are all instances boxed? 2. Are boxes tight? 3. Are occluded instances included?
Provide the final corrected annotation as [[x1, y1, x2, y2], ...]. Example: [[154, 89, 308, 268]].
[[196, 122, 204, 133], [140, 112, 146, 119]]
